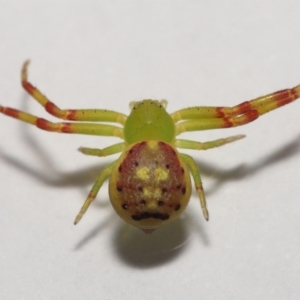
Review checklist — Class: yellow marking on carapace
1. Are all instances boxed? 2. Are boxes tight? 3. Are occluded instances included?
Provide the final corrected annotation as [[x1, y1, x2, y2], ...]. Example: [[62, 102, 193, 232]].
[[147, 140, 158, 150], [154, 167, 169, 181], [146, 199, 159, 210], [143, 187, 152, 198], [153, 188, 162, 198], [136, 166, 150, 181], [142, 187, 162, 199]]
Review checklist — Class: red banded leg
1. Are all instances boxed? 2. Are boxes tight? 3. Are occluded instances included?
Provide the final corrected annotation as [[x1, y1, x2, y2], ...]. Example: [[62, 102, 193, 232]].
[[21, 60, 127, 124], [172, 84, 300, 135], [0, 106, 124, 138]]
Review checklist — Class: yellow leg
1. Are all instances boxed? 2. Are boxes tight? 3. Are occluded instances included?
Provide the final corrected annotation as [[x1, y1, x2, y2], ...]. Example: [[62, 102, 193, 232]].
[[180, 153, 209, 221], [174, 134, 245, 150], [74, 161, 116, 225], [79, 142, 125, 157]]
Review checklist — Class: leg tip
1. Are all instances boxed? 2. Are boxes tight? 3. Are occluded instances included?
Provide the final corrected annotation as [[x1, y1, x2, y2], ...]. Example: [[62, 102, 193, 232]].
[[21, 59, 30, 81], [203, 207, 209, 221], [74, 214, 82, 225], [236, 134, 246, 140], [78, 147, 90, 155], [227, 134, 246, 143]]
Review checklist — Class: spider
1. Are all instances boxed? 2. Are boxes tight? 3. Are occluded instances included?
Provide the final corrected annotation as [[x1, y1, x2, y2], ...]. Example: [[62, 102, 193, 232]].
[[1, 61, 299, 233]]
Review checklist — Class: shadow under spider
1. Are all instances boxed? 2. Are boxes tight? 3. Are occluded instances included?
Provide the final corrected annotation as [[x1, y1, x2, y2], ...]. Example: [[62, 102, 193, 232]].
[[0, 93, 110, 193], [195, 134, 300, 197]]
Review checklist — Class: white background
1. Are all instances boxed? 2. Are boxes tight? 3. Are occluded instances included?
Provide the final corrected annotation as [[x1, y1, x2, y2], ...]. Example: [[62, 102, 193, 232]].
[[0, 2, 300, 300]]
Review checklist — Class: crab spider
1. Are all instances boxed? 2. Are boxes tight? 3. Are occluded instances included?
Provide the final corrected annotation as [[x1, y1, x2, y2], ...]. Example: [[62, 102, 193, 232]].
[[1, 61, 299, 233]]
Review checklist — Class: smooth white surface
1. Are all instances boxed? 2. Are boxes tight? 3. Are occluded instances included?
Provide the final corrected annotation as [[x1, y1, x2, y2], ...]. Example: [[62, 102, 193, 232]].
[[0, 2, 300, 300]]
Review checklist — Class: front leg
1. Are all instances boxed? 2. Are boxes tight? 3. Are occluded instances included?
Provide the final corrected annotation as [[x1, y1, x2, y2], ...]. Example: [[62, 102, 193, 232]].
[[0, 106, 124, 137], [172, 84, 300, 135], [21, 60, 127, 124]]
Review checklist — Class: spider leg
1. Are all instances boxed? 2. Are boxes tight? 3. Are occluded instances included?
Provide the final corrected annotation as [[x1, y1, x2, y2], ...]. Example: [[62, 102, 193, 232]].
[[79, 142, 125, 157], [74, 161, 116, 225], [0, 106, 123, 138], [174, 134, 245, 150], [180, 153, 209, 221], [21, 60, 127, 124], [172, 84, 300, 135]]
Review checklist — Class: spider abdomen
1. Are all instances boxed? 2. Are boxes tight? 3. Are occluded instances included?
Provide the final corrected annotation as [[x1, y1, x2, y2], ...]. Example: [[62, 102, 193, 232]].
[[109, 140, 191, 230]]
